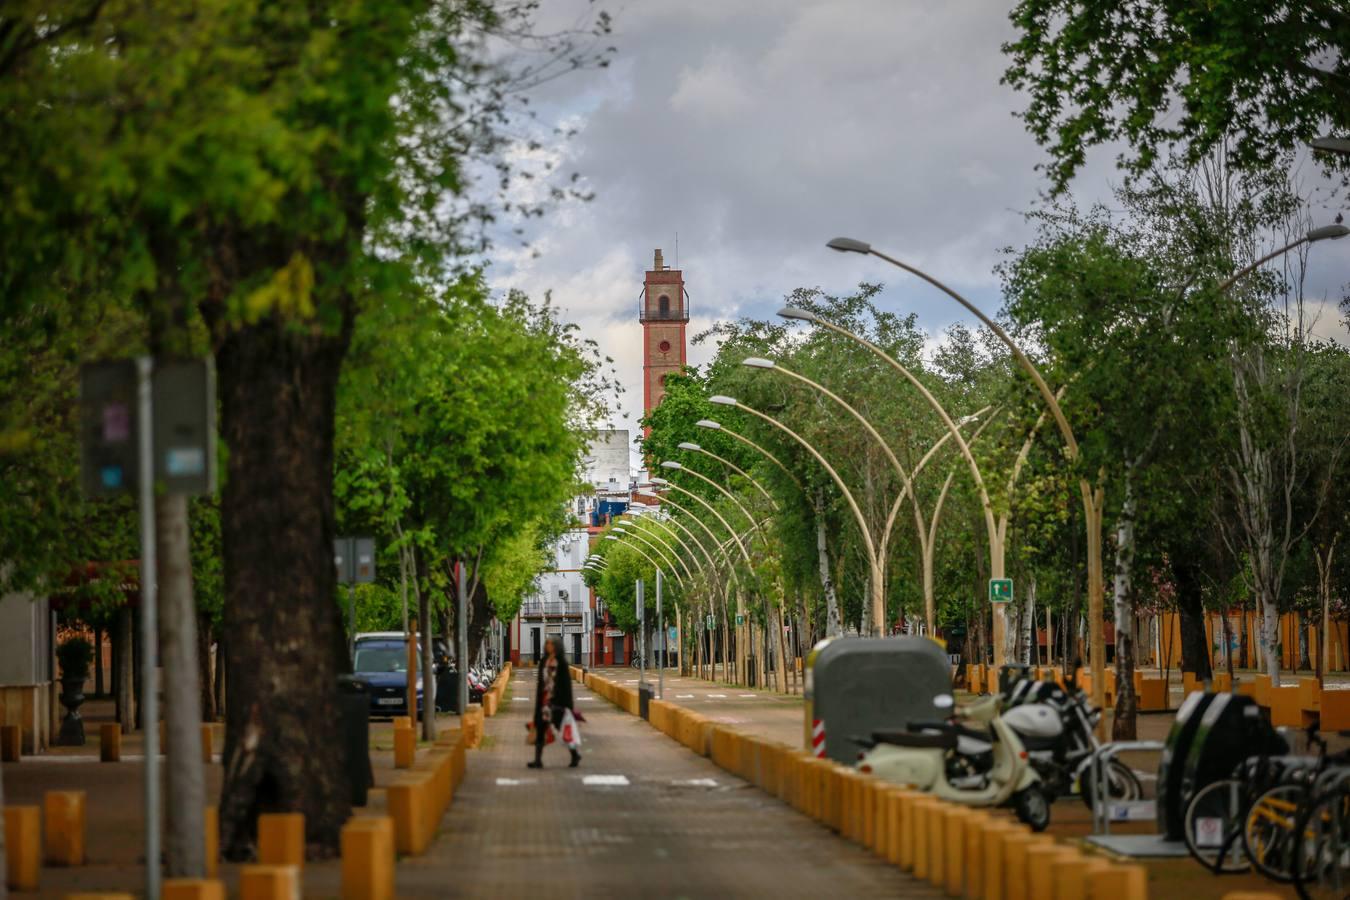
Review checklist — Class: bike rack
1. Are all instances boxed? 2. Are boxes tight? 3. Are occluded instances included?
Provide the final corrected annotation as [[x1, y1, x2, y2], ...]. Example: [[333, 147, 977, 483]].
[[1088, 740, 1164, 834]]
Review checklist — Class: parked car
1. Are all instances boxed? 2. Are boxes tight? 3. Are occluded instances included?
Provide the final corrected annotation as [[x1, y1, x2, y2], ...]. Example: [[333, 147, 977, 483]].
[[352, 633, 449, 718]]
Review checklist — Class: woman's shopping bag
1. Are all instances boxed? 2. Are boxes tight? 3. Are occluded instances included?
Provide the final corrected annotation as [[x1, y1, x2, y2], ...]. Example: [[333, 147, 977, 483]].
[[560, 708, 582, 750], [525, 719, 556, 745]]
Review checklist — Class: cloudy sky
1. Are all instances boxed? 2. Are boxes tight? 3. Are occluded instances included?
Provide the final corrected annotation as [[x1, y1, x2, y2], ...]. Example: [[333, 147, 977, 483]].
[[482, 1, 1350, 470]]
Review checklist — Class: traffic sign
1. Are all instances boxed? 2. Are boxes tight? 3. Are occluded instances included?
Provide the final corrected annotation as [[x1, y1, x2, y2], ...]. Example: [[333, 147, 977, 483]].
[[988, 578, 1013, 604], [735, 614, 745, 626]]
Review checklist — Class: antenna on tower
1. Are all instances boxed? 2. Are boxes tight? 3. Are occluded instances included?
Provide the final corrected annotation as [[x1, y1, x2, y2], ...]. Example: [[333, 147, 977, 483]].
[[675, 232, 679, 268]]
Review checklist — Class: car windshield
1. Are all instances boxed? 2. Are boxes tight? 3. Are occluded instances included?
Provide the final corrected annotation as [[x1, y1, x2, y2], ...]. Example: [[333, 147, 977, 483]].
[[353, 646, 406, 673]]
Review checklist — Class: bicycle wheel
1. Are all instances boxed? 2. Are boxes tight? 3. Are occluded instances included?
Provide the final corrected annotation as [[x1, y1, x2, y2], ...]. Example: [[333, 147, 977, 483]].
[[1293, 787, 1350, 900], [1080, 757, 1145, 810], [1243, 783, 1307, 882], [1183, 778, 1251, 873]]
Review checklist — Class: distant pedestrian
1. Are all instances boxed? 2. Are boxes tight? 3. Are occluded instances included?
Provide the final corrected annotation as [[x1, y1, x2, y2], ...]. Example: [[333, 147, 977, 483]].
[[529, 637, 581, 768]]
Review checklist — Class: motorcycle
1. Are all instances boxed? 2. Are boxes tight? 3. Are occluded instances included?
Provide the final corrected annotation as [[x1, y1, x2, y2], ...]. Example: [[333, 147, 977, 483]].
[[853, 693, 1052, 831], [1001, 674, 1144, 808]]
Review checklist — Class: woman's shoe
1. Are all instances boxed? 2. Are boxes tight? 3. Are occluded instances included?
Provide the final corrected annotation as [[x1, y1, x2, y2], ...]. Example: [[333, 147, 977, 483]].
[[569, 749, 581, 768], [527, 760, 543, 769]]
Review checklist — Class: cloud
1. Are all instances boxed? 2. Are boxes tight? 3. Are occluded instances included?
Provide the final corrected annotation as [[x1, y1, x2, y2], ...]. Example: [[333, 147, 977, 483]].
[[480, 1, 1350, 461]]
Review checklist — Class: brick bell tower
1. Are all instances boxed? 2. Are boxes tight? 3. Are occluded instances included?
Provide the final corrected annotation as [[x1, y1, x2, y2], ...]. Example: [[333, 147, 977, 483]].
[[640, 248, 688, 433]]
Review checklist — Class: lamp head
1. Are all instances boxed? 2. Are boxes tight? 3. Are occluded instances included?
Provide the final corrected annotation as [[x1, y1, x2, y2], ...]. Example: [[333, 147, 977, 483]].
[[708, 395, 737, 407], [603, 535, 619, 542], [628, 500, 650, 508], [677, 441, 701, 451], [660, 460, 682, 471], [741, 357, 776, 369], [1308, 224, 1350, 242], [695, 419, 722, 430], [957, 414, 980, 426], [650, 476, 669, 485], [826, 236, 872, 254], [777, 307, 817, 323]]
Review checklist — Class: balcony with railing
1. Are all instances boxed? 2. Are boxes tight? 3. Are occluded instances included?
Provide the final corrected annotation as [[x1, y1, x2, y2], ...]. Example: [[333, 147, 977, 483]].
[[520, 598, 587, 618], [638, 290, 691, 323]]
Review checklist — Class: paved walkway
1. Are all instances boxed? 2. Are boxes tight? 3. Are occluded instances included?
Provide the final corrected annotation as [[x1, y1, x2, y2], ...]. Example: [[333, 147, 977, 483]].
[[404, 668, 937, 899]]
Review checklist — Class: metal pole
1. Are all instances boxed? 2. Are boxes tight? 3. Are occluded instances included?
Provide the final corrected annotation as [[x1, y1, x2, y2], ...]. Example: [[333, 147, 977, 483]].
[[348, 583, 356, 659], [637, 579, 645, 687], [456, 561, 468, 714], [136, 357, 161, 900], [656, 570, 664, 699]]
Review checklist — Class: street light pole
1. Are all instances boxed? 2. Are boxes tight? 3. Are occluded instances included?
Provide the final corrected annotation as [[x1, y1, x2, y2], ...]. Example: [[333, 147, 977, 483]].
[[677, 441, 780, 509]]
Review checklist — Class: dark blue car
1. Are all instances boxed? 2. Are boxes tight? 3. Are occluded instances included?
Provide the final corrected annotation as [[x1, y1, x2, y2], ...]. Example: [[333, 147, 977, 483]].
[[353, 634, 426, 717]]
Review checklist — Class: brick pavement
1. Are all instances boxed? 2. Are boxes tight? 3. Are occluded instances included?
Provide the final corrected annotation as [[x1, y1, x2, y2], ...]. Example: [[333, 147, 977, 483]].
[[403, 668, 939, 899]]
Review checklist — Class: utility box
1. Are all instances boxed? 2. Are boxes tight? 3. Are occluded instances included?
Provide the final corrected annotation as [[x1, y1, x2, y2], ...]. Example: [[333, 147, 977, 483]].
[[804, 636, 952, 764]]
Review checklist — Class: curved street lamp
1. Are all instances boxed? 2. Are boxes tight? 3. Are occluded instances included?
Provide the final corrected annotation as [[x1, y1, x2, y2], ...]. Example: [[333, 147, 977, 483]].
[[677, 440, 779, 509], [603, 534, 685, 590], [660, 460, 760, 536], [709, 393, 888, 635], [614, 524, 694, 585], [696, 419, 804, 491]]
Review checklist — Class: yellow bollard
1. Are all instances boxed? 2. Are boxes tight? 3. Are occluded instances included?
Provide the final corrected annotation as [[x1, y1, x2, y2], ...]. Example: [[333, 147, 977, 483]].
[[981, 822, 1027, 900], [912, 798, 934, 881], [386, 779, 424, 855], [393, 724, 416, 769], [1027, 845, 1079, 900], [1050, 855, 1110, 900], [256, 812, 305, 868], [162, 880, 226, 900], [1, 723, 20, 761], [66, 894, 135, 899], [100, 722, 121, 762], [896, 791, 919, 872], [205, 805, 220, 878], [927, 803, 950, 890], [1002, 832, 1054, 900], [200, 724, 214, 764], [943, 807, 972, 898], [4, 805, 40, 891], [239, 865, 300, 900], [392, 716, 412, 731], [342, 816, 395, 900], [44, 790, 86, 866], [1087, 863, 1149, 900]]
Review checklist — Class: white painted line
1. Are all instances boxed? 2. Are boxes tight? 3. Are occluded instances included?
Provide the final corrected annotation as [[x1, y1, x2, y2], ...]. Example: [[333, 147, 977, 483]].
[[738, 694, 756, 698], [582, 774, 630, 786], [496, 777, 535, 786], [512, 697, 530, 702], [708, 693, 727, 698], [575, 696, 595, 700], [673, 778, 718, 787], [675, 694, 695, 699]]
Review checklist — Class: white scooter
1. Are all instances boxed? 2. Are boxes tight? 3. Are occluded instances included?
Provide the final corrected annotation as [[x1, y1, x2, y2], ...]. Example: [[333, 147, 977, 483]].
[[853, 693, 1051, 831]]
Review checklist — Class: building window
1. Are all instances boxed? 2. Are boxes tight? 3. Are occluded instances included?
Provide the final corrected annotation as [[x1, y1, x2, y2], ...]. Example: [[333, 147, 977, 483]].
[[658, 294, 670, 316]]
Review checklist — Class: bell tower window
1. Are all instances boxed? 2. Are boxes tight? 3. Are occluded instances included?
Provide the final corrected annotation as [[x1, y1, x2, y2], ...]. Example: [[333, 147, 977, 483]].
[[658, 294, 670, 317]]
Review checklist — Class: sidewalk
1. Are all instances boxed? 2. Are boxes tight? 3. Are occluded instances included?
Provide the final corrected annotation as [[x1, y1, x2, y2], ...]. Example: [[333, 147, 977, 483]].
[[410, 667, 938, 899]]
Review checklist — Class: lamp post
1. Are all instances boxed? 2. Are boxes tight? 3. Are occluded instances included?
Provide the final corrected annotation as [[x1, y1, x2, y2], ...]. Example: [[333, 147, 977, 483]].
[[677, 441, 779, 509], [1214, 224, 1349, 293], [613, 524, 694, 585], [709, 393, 888, 637], [696, 419, 805, 491], [659, 460, 760, 537]]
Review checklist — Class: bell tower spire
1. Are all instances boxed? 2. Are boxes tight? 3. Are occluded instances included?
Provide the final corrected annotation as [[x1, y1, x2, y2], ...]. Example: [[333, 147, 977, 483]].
[[640, 248, 688, 433]]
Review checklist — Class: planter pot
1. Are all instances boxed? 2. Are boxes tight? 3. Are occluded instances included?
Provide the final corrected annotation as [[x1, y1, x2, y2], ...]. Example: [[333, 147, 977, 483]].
[[58, 676, 87, 746]]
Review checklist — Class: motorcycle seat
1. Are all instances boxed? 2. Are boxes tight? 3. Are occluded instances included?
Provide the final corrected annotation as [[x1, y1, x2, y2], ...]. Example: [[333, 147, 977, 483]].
[[871, 729, 958, 751], [908, 719, 995, 743]]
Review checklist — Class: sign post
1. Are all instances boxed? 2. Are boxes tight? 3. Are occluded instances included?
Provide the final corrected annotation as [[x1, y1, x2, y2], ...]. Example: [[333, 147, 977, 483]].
[[636, 579, 645, 687], [656, 570, 664, 700]]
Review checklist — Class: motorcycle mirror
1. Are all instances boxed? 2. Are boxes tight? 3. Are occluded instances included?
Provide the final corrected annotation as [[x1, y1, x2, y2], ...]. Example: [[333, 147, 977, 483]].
[[933, 693, 954, 710]]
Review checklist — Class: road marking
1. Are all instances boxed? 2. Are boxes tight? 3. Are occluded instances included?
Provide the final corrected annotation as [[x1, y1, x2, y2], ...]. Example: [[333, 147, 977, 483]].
[[583, 774, 630, 786], [738, 694, 756, 698], [513, 697, 530, 702], [673, 778, 718, 787], [576, 696, 595, 701], [496, 777, 536, 786], [708, 693, 727, 698], [675, 694, 695, 699]]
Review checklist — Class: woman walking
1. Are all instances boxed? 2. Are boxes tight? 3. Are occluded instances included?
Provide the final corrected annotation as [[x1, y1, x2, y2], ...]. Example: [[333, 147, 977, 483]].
[[529, 637, 581, 768]]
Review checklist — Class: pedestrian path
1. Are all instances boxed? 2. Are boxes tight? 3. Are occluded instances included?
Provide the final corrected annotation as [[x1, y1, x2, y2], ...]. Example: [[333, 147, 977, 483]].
[[408, 670, 938, 899]]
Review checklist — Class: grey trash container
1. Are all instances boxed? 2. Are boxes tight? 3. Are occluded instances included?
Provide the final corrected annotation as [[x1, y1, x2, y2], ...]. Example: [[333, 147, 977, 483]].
[[337, 675, 374, 807]]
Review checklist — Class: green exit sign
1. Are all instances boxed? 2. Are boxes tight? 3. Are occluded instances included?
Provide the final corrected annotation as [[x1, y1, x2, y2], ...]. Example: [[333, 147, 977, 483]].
[[735, 614, 745, 626], [989, 578, 1013, 604]]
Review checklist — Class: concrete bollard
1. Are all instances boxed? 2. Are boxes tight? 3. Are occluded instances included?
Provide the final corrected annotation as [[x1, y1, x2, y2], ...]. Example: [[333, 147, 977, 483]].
[[1026, 845, 1080, 900], [66, 894, 136, 899], [896, 791, 920, 872], [981, 822, 1028, 900], [959, 811, 993, 900], [342, 816, 395, 900], [463, 704, 484, 749], [1002, 833, 1054, 900], [0, 724, 19, 761], [942, 807, 972, 897], [927, 803, 949, 890], [44, 790, 86, 866], [1087, 863, 1149, 900], [912, 798, 935, 881], [200, 724, 214, 763], [257, 812, 305, 868], [392, 716, 412, 731], [205, 805, 220, 878], [100, 722, 122, 762], [4, 805, 41, 890], [162, 880, 226, 900], [386, 778, 425, 855], [1050, 855, 1110, 900], [239, 865, 300, 900], [393, 724, 416, 769]]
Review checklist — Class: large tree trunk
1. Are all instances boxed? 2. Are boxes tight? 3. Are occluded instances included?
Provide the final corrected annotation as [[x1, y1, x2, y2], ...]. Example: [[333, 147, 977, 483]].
[[1171, 553, 1212, 680], [466, 578, 493, 669], [198, 622, 215, 722], [815, 495, 841, 638], [217, 322, 352, 859], [116, 606, 135, 733], [158, 492, 207, 876], [1111, 464, 1139, 741]]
